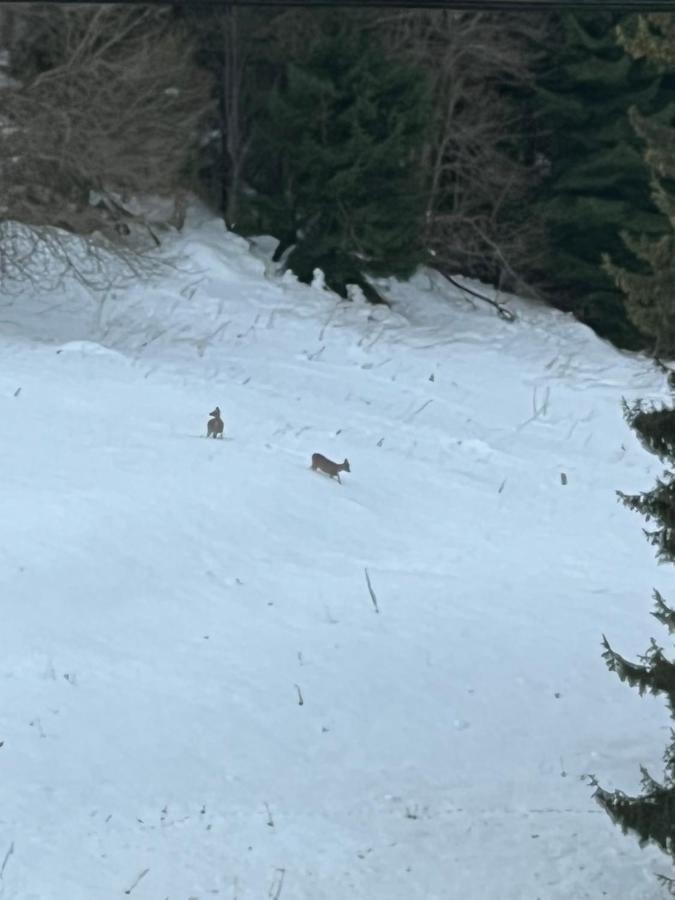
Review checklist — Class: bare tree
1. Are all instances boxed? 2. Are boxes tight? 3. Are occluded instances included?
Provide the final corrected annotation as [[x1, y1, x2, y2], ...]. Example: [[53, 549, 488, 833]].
[[187, 5, 259, 228], [220, 7, 248, 227], [379, 10, 548, 293], [185, 6, 323, 229], [0, 3, 213, 277]]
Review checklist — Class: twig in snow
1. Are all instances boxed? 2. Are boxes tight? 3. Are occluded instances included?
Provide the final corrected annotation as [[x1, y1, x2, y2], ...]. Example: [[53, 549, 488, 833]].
[[319, 305, 335, 341], [516, 386, 550, 431], [29, 717, 45, 738], [269, 868, 286, 900], [364, 324, 386, 351], [407, 398, 433, 422], [565, 419, 579, 440], [124, 868, 149, 895], [145, 223, 161, 248], [264, 802, 275, 828], [537, 386, 551, 417], [179, 276, 205, 300], [294, 684, 304, 706], [194, 320, 230, 357], [364, 568, 380, 614], [0, 841, 15, 894], [440, 272, 517, 321]]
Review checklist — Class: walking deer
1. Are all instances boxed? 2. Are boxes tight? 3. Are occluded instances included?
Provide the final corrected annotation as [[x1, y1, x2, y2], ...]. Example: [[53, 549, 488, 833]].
[[311, 453, 350, 484]]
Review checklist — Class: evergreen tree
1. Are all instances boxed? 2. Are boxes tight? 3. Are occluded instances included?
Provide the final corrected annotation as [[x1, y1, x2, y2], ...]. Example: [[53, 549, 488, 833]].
[[534, 13, 675, 349], [604, 14, 675, 357], [248, 16, 431, 300], [596, 26, 675, 879], [595, 399, 675, 889]]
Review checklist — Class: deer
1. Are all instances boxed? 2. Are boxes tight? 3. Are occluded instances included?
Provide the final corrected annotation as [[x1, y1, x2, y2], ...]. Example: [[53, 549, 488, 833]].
[[206, 406, 224, 439], [311, 452, 350, 484]]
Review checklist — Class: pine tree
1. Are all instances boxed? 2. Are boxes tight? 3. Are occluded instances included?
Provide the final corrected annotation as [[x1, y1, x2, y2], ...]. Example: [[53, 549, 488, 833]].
[[534, 13, 675, 349], [604, 14, 675, 357], [595, 24, 675, 884], [248, 16, 431, 300], [595, 400, 675, 887]]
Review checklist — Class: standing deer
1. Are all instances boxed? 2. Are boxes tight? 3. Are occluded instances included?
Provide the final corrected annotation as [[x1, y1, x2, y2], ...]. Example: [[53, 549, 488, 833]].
[[207, 406, 224, 439]]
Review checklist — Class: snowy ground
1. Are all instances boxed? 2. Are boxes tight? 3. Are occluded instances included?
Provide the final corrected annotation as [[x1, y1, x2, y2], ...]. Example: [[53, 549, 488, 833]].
[[0, 211, 672, 899]]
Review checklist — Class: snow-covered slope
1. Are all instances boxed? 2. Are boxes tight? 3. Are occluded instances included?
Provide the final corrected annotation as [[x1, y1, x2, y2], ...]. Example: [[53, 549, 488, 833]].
[[0, 211, 671, 899]]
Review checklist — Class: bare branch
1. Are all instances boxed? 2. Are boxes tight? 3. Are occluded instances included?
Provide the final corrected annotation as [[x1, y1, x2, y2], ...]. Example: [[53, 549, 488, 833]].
[[378, 10, 549, 289], [0, 4, 213, 288]]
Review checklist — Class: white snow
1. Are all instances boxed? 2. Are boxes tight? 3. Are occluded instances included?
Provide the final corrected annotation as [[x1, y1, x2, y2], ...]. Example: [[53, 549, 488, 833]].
[[0, 208, 672, 899]]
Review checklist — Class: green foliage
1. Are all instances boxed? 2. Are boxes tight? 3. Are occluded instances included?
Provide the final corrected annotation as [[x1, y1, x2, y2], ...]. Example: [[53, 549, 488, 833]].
[[619, 474, 675, 562], [619, 14, 675, 70], [624, 400, 675, 461], [247, 17, 431, 299], [535, 13, 675, 349], [604, 15, 675, 356], [604, 231, 675, 356], [594, 761, 675, 856], [597, 400, 675, 873], [602, 623, 675, 708]]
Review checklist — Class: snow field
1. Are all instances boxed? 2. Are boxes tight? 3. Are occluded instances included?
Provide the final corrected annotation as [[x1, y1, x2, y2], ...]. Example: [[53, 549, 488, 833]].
[[0, 213, 672, 898]]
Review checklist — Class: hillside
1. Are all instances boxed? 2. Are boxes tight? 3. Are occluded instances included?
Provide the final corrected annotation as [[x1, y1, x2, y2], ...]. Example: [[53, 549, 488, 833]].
[[0, 211, 670, 899]]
